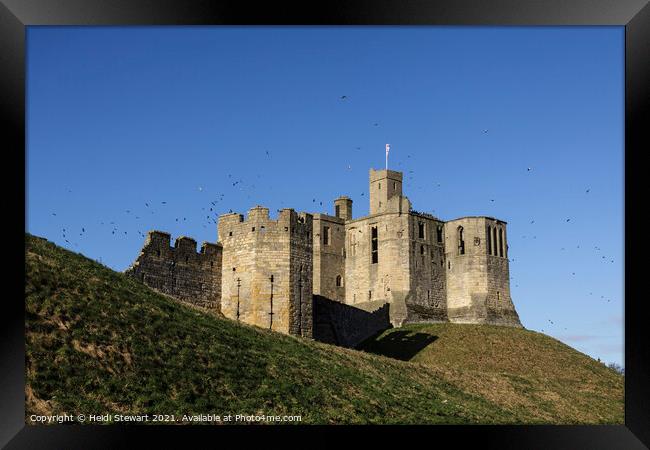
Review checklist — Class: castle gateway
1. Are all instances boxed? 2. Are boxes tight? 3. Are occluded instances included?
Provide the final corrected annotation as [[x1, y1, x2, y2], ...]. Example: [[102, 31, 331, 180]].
[[126, 168, 522, 346]]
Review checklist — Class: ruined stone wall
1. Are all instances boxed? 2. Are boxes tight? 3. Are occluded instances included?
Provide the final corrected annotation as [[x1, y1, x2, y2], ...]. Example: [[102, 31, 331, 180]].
[[313, 296, 390, 348], [312, 214, 345, 302], [125, 231, 222, 309], [218, 207, 313, 336], [405, 213, 448, 323]]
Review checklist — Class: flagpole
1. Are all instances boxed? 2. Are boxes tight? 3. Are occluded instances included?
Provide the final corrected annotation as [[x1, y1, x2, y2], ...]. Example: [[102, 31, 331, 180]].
[[385, 144, 389, 170]]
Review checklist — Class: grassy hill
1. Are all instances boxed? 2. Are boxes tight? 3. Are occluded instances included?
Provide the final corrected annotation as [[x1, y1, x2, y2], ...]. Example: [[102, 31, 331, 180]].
[[25, 233, 623, 424]]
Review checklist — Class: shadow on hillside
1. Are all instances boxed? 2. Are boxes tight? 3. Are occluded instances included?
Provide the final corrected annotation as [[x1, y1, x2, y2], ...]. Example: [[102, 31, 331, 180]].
[[313, 296, 391, 348], [360, 331, 438, 361]]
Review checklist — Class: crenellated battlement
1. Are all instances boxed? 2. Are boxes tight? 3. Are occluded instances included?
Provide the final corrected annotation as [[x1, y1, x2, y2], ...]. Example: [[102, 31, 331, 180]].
[[125, 230, 223, 310], [136, 231, 221, 264], [217, 206, 313, 242]]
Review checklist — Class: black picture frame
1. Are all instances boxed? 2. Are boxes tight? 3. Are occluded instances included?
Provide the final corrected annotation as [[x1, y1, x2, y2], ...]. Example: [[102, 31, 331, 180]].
[[3, 0, 648, 448]]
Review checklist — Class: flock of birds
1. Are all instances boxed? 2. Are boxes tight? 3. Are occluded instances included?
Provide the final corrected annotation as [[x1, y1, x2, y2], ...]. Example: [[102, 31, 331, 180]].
[[46, 93, 619, 337]]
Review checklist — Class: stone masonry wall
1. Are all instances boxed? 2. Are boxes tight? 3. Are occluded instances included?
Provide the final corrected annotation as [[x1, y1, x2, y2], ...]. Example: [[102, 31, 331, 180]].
[[289, 212, 314, 337], [125, 231, 222, 309], [312, 214, 346, 302], [405, 213, 448, 323], [484, 219, 522, 327], [344, 212, 411, 326]]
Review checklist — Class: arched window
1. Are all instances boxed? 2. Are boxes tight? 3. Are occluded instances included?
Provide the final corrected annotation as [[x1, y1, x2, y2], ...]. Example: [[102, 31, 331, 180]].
[[487, 226, 492, 255], [336, 275, 342, 287], [498, 228, 504, 257], [457, 226, 465, 255]]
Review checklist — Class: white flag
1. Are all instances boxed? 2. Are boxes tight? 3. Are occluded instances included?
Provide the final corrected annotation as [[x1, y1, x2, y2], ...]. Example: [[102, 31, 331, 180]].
[[386, 144, 390, 155]]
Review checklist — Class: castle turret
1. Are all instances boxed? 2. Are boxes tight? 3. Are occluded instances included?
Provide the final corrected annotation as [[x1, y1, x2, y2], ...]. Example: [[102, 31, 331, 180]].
[[444, 217, 521, 327], [334, 196, 353, 220], [369, 169, 403, 215]]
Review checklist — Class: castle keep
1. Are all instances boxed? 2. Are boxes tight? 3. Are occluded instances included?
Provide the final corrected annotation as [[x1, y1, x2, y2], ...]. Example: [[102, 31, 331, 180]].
[[126, 168, 521, 346]]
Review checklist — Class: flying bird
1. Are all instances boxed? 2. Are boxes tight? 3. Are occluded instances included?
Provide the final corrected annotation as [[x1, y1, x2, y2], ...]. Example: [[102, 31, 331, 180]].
[[340, 95, 347, 100], [483, 129, 488, 134]]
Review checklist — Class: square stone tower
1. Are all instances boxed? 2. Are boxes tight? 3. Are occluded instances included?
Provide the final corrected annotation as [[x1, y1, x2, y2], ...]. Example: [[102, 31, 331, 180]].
[[218, 207, 313, 337], [369, 169, 403, 215]]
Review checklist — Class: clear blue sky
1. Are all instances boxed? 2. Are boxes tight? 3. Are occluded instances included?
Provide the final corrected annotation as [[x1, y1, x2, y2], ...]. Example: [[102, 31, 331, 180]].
[[26, 26, 624, 367]]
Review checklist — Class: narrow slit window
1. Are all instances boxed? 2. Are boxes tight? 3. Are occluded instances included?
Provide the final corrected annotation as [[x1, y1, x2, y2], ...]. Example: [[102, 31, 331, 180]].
[[418, 222, 425, 239], [487, 226, 492, 255], [336, 275, 342, 287], [458, 226, 465, 255], [371, 226, 378, 264], [498, 228, 504, 257], [323, 226, 330, 245], [437, 226, 443, 243]]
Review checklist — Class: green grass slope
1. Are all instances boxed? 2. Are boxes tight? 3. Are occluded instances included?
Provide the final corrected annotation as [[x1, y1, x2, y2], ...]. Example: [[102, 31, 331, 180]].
[[359, 323, 624, 423], [25, 234, 623, 424]]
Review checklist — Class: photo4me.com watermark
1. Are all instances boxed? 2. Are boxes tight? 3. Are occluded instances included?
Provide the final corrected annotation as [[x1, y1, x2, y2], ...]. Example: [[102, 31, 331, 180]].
[[28, 413, 302, 424]]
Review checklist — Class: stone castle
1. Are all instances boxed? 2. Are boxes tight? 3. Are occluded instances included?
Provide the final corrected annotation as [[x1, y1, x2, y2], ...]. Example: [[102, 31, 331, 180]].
[[126, 168, 522, 347]]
